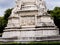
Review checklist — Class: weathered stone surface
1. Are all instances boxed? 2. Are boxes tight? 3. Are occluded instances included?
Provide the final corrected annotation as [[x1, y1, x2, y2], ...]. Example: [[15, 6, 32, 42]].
[[1, 0, 60, 42]]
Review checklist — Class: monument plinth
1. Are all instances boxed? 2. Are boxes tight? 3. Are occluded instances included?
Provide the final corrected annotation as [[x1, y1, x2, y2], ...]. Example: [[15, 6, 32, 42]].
[[2, 0, 59, 42]]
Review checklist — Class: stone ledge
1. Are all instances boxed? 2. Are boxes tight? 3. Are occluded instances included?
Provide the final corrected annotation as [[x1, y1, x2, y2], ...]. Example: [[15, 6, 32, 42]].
[[0, 35, 60, 43], [4, 27, 58, 32]]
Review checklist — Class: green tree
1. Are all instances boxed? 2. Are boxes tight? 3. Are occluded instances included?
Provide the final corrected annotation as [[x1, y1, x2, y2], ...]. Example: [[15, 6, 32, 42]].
[[0, 8, 12, 35], [48, 7, 60, 33], [0, 17, 6, 36], [3, 8, 12, 27], [0, 17, 3, 33], [4, 8, 12, 20]]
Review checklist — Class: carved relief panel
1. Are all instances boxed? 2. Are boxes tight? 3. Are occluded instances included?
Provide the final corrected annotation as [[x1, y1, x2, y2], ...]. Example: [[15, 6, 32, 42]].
[[20, 16, 35, 26]]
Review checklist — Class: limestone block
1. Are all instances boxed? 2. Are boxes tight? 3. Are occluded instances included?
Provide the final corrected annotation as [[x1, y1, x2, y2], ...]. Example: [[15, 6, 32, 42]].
[[42, 30, 59, 36], [40, 16, 53, 23], [2, 31, 20, 38], [35, 30, 59, 37], [20, 31, 35, 37]]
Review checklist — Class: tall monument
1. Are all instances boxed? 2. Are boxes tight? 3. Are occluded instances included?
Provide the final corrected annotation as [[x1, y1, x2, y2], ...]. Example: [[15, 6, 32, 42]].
[[2, 0, 59, 42]]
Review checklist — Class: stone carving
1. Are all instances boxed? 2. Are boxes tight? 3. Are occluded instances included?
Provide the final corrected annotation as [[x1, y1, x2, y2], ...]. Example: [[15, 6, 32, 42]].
[[36, 0, 47, 15], [2, 0, 59, 42], [21, 16, 35, 26], [15, 0, 22, 10]]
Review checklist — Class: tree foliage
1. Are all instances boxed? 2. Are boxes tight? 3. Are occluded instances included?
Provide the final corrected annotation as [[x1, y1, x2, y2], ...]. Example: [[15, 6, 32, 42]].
[[4, 8, 12, 20], [0, 9, 12, 33], [3, 8, 12, 28], [0, 17, 4, 33], [48, 7, 60, 33]]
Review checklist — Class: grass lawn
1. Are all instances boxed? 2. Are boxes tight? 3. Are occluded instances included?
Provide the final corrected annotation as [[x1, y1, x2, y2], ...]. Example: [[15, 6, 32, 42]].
[[0, 41, 60, 45]]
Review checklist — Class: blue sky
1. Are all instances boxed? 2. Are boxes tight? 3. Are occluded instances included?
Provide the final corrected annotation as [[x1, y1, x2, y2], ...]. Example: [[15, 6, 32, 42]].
[[0, 0, 60, 16]]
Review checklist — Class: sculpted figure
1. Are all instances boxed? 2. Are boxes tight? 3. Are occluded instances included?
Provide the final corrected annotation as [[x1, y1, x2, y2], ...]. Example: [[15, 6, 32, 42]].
[[12, 0, 22, 13], [36, 0, 47, 15]]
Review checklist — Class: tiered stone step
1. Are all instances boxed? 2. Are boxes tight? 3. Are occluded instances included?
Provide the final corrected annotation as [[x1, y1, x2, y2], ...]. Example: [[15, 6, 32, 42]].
[[0, 35, 60, 43]]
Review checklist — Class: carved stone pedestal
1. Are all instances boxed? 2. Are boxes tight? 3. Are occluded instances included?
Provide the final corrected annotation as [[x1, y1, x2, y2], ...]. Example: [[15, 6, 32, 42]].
[[2, 0, 60, 42]]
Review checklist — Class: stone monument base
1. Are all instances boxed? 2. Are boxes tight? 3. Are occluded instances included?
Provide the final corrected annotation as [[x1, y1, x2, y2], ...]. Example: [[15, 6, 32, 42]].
[[0, 35, 60, 43], [1, 0, 60, 43], [2, 26, 59, 42]]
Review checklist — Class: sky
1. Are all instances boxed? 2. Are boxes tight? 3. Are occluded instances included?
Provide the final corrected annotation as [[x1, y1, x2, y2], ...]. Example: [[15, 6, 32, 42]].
[[0, 0, 60, 16]]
